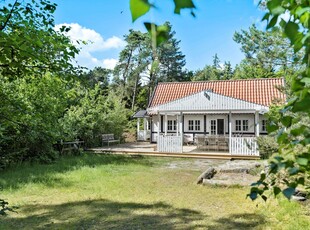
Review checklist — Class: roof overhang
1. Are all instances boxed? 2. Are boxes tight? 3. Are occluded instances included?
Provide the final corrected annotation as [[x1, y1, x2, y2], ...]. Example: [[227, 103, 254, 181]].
[[147, 90, 269, 115], [132, 110, 149, 118]]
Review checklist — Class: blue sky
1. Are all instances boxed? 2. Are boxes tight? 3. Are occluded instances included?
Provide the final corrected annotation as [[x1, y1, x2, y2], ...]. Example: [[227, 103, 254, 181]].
[[53, 0, 265, 71]]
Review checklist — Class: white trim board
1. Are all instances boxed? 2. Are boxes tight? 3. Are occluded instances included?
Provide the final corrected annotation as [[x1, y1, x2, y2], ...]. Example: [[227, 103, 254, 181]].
[[148, 90, 268, 114]]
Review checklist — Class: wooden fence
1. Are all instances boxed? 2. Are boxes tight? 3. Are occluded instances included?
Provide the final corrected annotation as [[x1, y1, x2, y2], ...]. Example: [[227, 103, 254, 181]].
[[157, 135, 183, 153], [230, 137, 259, 156]]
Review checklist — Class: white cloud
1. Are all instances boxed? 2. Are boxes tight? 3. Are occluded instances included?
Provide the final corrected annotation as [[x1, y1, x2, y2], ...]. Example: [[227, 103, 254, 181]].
[[55, 23, 125, 70]]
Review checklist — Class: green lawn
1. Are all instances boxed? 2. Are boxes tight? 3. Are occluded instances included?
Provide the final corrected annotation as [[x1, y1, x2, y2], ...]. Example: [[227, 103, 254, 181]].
[[0, 154, 309, 229]]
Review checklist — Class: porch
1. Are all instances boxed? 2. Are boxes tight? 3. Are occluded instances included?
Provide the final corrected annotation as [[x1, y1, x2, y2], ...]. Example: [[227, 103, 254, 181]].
[[156, 134, 259, 156], [134, 90, 269, 158], [89, 142, 260, 160]]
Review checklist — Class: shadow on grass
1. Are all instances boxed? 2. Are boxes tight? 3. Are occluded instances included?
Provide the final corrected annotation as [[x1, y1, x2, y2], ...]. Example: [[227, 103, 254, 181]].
[[209, 213, 266, 230], [1, 199, 266, 229], [2, 199, 206, 229], [0, 154, 153, 190]]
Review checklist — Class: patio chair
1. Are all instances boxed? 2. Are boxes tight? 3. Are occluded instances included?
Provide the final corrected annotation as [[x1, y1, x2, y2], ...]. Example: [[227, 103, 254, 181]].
[[195, 134, 206, 149], [218, 136, 228, 151], [207, 136, 218, 151]]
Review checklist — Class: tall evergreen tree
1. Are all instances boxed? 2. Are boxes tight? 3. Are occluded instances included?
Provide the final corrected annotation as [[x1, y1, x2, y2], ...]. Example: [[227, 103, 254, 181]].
[[113, 23, 187, 109], [233, 25, 302, 79]]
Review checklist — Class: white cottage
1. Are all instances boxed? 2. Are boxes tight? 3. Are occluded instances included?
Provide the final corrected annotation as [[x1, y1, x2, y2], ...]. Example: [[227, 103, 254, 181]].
[[134, 78, 285, 157]]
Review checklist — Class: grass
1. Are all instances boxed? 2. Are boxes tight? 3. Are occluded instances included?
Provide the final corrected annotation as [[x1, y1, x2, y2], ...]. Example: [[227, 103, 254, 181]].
[[0, 153, 309, 229]]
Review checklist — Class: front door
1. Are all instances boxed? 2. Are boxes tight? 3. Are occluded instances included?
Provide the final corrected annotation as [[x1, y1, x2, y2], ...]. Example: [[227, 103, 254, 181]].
[[217, 119, 224, 135]]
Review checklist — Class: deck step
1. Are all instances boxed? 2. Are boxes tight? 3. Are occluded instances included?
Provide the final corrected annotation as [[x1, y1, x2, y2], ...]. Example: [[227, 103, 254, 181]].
[[88, 149, 260, 160]]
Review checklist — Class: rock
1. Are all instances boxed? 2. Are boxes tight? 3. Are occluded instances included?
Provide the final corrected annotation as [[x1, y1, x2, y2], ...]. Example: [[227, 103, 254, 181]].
[[292, 195, 307, 201], [219, 168, 250, 174], [197, 167, 216, 184], [292, 189, 308, 201]]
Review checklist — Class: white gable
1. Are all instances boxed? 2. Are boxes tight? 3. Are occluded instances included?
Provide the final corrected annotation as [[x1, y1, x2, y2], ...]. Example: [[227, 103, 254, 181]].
[[148, 90, 268, 114]]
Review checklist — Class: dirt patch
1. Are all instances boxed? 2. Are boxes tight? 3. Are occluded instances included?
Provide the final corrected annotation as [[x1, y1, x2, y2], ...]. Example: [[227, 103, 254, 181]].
[[164, 159, 265, 186]]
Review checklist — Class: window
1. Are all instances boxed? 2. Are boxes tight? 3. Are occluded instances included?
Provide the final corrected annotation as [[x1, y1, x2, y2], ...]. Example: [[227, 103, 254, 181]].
[[243, 120, 249, 131], [167, 120, 176, 131], [235, 120, 241, 131], [188, 120, 194, 131], [188, 120, 200, 131], [211, 120, 216, 135], [262, 120, 267, 131], [195, 120, 200, 131]]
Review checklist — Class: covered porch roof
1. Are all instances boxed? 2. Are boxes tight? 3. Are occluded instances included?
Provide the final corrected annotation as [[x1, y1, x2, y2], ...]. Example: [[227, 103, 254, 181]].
[[132, 110, 149, 118]]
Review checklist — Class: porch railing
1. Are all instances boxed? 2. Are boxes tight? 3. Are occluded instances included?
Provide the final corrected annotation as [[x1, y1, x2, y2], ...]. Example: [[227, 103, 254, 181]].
[[230, 137, 259, 156], [137, 130, 150, 141], [157, 135, 182, 153]]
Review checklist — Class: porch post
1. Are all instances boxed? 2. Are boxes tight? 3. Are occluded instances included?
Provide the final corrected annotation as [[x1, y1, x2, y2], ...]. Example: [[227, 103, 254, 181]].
[[229, 111, 232, 155], [143, 118, 147, 131], [176, 114, 179, 136], [157, 113, 160, 142], [255, 111, 259, 137], [180, 112, 183, 153], [137, 118, 140, 140], [164, 113, 168, 135]]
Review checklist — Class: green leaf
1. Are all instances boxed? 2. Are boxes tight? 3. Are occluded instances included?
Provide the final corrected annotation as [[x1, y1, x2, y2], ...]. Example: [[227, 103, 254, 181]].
[[282, 187, 295, 199], [300, 77, 310, 85], [296, 7, 310, 17], [267, 0, 285, 15], [267, 16, 278, 29], [273, 186, 281, 196], [144, 22, 169, 46], [267, 122, 279, 133], [173, 0, 195, 14], [249, 192, 258, 201], [262, 13, 270, 21], [297, 177, 305, 185], [297, 157, 308, 166], [261, 195, 267, 202], [281, 116, 292, 127], [279, 19, 286, 28], [288, 167, 299, 175], [130, 0, 151, 22], [284, 21, 299, 44]]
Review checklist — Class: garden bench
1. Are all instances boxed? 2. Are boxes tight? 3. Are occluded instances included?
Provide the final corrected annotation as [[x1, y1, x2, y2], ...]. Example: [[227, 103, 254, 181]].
[[102, 134, 120, 146], [59, 140, 84, 154]]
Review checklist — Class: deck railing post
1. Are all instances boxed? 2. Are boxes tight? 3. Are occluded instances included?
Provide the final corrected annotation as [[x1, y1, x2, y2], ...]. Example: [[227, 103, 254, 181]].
[[229, 111, 232, 155], [255, 111, 259, 137], [165, 113, 167, 136]]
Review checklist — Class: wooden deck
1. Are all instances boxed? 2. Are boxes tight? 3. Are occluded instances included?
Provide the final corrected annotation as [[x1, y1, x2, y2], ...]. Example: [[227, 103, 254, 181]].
[[87, 142, 260, 160]]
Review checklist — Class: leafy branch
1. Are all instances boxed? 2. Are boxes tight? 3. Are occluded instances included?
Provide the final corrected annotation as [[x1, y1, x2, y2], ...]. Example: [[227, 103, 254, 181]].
[[249, 0, 310, 201]]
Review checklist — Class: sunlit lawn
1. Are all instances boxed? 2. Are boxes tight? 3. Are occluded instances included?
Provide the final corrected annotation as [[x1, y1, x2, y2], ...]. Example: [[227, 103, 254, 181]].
[[0, 154, 309, 229]]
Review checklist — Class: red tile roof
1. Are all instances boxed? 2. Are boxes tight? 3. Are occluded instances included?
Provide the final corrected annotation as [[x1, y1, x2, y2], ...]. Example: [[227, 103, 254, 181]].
[[149, 78, 286, 107]]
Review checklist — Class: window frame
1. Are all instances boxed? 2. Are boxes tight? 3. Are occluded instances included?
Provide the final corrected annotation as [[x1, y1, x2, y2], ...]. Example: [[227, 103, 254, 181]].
[[195, 120, 201, 131], [262, 120, 267, 132], [167, 120, 177, 131], [210, 119, 216, 135], [242, 120, 249, 131], [235, 120, 241, 131], [188, 120, 194, 131]]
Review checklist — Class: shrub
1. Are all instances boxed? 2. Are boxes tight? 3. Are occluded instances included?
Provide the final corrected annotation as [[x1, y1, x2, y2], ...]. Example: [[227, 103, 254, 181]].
[[257, 136, 279, 159]]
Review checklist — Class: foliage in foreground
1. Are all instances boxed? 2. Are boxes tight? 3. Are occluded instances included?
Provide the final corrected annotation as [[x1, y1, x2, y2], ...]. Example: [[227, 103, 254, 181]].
[[248, 0, 310, 201]]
